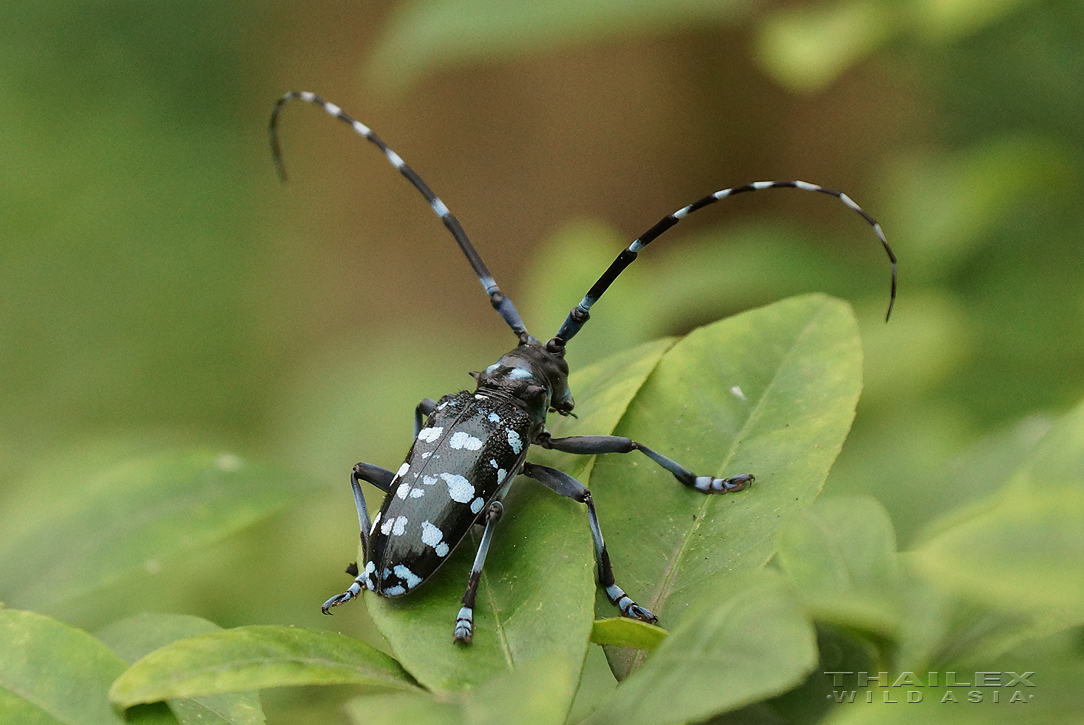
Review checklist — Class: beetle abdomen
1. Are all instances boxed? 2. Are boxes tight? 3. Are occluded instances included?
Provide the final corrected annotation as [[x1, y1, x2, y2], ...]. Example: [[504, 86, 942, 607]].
[[366, 391, 531, 597]]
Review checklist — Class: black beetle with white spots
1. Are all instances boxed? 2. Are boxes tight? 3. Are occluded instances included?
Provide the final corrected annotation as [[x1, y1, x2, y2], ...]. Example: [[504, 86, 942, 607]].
[[269, 91, 898, 644]]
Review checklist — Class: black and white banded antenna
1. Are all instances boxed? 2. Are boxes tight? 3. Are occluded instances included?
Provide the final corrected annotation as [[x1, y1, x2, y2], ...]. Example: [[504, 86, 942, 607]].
[[549, 180, 898, 347], [269, 90, 529, 340]]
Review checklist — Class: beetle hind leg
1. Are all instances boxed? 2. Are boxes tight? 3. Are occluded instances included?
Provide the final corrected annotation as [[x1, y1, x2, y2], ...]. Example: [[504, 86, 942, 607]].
[[454, 501, 504, 644], [522, 462, 657, 624], [323, 462, 393, 615]]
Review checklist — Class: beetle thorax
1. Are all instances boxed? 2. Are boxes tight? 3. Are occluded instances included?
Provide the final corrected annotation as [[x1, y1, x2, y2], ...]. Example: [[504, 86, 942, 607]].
[[475, 339, 573, 424]]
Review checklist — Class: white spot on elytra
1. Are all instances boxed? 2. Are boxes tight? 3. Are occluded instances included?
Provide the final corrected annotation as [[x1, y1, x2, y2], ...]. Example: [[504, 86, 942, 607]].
[[391, 516, 408, 536], [396, 462, 410, 477], [490, 459, 498, 468], [488, 412, 501, 423], [370, 511, 381, 534], [421, 451, 432, 459], [497, 469, 507, 485], [409, 487, 425, 498], [440, 473, 475, 503], [730, 385, 747, 401], [436, 542, 449, 557], [394, 564, 422, 589], [470, 497, 485, 514], [396, 484, 411, 500], [417, 426, 443, 443], [507, 429, 523, 454], [384, 584, 406, 596], [450, 431, 483, 450], [422, 475, 437, 486], [421, 520, 443, 547], [380, 517, 394, 535]]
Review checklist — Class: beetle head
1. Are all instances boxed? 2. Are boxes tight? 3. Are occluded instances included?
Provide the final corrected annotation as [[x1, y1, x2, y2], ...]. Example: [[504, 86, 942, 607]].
[[476, 337, 573, 423]]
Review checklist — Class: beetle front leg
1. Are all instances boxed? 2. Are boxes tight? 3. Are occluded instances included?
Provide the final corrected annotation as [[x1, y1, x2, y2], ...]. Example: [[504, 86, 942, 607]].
[[536, 433, 754, 494], [454, 501, 504, 644], [522, 462, 657, 624]]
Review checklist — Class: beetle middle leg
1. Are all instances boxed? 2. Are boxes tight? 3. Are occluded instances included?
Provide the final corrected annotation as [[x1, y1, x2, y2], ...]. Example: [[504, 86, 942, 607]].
[[536, 433, 754, 494], [521, 462, 657, 624], [454, 500, 504, 644]]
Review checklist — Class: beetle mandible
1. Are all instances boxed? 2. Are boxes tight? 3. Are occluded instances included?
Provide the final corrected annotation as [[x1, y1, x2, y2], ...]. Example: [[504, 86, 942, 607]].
[[270, 91, 897, 644]]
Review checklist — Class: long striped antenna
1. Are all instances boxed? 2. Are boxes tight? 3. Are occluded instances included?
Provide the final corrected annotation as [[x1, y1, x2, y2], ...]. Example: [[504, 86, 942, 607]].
[[550, 180, 897, 346], [270, 91, 529, 339]]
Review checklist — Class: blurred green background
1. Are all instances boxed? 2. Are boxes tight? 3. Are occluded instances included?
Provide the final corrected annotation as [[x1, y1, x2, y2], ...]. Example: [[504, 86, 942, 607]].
[[1, 0, 1082, 720]]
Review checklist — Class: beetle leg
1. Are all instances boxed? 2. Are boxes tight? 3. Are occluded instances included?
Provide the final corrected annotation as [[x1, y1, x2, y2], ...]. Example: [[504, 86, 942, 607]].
[[454, 501, 504, 644], [321, 462, 396, 615], [414, 398, 438, 436], [522, 462, 657, 624], [536, 433, 754, 494], [350, 462, 398, 549]]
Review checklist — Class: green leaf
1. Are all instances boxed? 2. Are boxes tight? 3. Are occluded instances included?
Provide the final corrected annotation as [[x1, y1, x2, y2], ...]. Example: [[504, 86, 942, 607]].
[[97, 613, 264, 725], [584, 571, 817, 725], [778, 496, 901, 637], [914, 485, 1084, 615], [823, 627, 1080, 725], [589, 619, 667, 652], [913, 397, 1084, 615], [344, 654, 578, 725], [0, 608, 127, 724], [1003, 394, 1084, 493], [0, 450, 312, 613], [754, 0, 1042, 92], [754, 0, 899, 92], [365, 338, 675, 692], [108, 626, 418, 710], [587, 294, 863, 678], [365, 0, 754, 91]]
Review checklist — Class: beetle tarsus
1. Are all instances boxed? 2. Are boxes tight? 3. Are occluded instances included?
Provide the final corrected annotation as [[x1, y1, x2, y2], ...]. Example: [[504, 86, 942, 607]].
[[321, 589, 355, 614], [625, 603, 659, 625], [453, 606, 474, 644], [692, 473, 755, 494]]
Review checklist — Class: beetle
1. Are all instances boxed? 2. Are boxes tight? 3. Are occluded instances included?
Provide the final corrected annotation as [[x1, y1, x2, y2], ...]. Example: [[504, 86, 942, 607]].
[[270, 90, 897, 643]]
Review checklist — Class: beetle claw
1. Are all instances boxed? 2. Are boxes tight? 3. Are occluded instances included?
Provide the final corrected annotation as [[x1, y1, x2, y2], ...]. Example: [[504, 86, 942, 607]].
[[321, 589, 356, 614], [626, 603, 658, 625], [693, 473, 754, 494]]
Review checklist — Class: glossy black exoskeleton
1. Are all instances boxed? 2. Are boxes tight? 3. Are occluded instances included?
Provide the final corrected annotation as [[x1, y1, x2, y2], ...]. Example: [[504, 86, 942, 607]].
[[270, 91, 896, 643]]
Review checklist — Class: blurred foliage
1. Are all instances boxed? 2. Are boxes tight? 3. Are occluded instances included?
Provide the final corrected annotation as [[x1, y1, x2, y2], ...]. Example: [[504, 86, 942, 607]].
[[2, 0, 1084, 721]]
